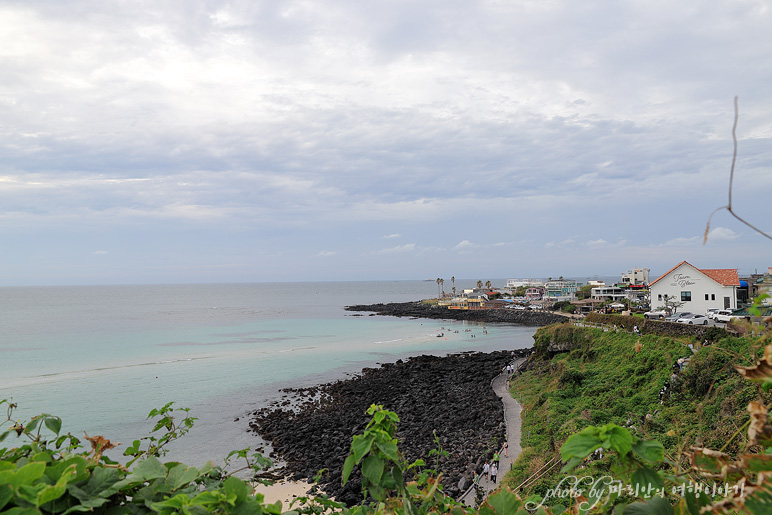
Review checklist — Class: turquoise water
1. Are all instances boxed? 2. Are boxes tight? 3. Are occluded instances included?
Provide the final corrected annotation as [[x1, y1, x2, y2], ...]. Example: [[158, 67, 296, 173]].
[[0, 281, 536, 465]]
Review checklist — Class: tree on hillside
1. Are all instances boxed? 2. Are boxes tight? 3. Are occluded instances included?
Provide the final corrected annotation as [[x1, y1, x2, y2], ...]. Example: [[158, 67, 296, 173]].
[[576, 284, 595, 300]]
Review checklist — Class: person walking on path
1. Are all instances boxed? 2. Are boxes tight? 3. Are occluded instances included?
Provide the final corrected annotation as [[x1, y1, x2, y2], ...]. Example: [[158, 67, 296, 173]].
[[482, 461, 490, 481], [503, 441, 508, 458], [493, 450, 500, 465], [459, 356, 526, 507], [490, 463, 498, 484], [473, 472, 481, 490]]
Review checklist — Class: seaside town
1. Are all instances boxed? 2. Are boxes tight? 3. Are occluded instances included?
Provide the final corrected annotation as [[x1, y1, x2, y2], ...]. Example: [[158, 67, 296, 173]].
[[432, 261, 772, 325]]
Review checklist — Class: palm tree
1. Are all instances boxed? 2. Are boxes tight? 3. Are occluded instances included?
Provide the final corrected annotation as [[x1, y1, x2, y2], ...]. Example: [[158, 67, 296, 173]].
[[440, 278, 445, 295], [451, 276, 456, 295], [485, 280, 492, 290], [436, 278, 441, 298], [476, 280, 483, 289]]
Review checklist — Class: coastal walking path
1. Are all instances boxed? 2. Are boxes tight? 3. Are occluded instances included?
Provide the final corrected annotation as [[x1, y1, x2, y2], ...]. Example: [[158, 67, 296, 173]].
[[459, 357, 526, 506]]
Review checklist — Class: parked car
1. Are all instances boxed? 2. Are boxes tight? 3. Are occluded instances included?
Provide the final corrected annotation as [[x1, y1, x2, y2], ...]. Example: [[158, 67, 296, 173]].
[[665, 312, 692, 322], [705, 308, 721, 319], [714, 309, 744, 323], [644, 310, 668, 320], [678, 314, 709, 325]]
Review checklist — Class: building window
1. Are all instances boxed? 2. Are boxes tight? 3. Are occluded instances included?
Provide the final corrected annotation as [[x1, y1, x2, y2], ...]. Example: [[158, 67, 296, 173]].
[[681, 291, 692, 302], [705, 294, 709, 300], [712, 294, 716, 300], [658, 294, 662, 301]]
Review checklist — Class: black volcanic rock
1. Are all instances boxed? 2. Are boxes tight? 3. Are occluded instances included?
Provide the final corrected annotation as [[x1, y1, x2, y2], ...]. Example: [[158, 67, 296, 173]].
[[249, 349, 531, 505], [345, 302, 566, 326]]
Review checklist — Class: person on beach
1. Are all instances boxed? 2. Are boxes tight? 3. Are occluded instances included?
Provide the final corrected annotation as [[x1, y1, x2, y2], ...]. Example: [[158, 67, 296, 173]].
[[482, 461, 490, 481], [490, 463, 498, 483]]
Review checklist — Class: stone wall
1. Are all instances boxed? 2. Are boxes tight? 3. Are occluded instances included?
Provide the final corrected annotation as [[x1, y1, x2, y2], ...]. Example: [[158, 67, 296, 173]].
[[585, 313, 731, 340]]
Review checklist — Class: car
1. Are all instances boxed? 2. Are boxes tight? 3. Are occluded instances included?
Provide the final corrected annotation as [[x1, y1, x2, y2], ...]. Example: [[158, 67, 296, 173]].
[[714, 309, 744, 323], [644, 310, 668, 320], [665, 312, 692, 322], [705, 308, 721, 319], [678, 314, 709, 325]]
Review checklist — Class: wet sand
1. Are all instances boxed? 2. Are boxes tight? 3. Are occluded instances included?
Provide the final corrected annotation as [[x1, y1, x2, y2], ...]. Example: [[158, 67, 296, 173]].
[[254, 479, 315, 508]]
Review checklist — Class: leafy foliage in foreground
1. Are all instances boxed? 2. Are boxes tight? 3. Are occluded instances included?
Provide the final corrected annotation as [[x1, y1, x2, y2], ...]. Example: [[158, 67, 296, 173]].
[[0, 400, 527, 515]]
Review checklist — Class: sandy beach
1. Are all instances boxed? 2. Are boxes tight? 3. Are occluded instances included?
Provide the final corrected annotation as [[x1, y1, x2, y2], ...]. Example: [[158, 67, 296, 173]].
[[253, 479, 316, 508]]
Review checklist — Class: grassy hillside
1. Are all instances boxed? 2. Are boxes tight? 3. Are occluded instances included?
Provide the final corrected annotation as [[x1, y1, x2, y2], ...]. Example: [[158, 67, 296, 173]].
[[505, 324, 770, 498]]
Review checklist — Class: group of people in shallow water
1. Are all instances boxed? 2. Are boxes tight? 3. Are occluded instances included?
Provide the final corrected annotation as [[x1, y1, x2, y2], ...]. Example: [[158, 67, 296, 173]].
[[436, 326, 489, 338]]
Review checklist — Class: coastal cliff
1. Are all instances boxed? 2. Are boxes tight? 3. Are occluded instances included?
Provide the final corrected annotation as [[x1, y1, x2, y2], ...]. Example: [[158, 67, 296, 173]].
[[345, 301, 566, 326]]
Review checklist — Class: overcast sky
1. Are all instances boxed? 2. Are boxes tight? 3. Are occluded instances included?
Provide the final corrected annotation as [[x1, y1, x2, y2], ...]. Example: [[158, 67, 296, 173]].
[[1, 0, 771, 286]]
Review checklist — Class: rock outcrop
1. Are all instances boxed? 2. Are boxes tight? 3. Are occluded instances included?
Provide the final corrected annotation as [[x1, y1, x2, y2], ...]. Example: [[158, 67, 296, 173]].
[[249, 349, 531, 505], [345, 302, 566, 326]]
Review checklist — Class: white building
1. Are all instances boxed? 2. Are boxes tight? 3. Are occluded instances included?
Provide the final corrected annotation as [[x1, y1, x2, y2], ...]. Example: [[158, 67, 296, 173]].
[[591, 286, 627, 302], [621, 267, 650, 285], [506, 279, 545, 289], [649, 261, 740, 313]]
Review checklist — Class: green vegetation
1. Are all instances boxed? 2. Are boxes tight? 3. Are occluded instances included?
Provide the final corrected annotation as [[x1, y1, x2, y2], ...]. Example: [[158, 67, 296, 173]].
[[0, 399, 527, 515], [507, 323, 772, 513], [575, 285, 595, 301], [550, 302, 576, 314]]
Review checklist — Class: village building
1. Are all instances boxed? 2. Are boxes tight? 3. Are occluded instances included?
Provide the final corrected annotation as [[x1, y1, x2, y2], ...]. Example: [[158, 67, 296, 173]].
[[620, 267, 650, 286], [649, 261, 740, 313], [591, 286, 627, 302], [506, 279, 545, 289], [544, 278, 580, 302], [748, 267, 772, 303], [525, 287, 544, 301]]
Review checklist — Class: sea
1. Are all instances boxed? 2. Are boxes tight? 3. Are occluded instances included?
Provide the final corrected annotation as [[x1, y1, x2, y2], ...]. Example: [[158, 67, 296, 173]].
[[0, 280, 537, 468]]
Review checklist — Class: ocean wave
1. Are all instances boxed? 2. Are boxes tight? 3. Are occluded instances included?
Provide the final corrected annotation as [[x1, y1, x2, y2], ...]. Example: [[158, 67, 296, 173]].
[[3, 356, 216, 388], [278, 346, 317, 353]]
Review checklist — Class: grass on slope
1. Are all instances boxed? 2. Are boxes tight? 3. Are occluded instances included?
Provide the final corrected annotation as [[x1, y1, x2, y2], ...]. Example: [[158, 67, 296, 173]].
[[505, 324, 770, 498]]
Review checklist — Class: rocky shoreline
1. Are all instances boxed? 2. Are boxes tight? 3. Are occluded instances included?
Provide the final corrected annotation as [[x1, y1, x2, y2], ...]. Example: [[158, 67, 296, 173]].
[[344, 301, 567, 326], [249, 348, 531, 505]]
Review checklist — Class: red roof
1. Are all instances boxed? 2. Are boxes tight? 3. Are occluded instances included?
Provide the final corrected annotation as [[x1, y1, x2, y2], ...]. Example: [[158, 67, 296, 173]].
[[701, 268, 741, 286], [650, 261, 740, 287]]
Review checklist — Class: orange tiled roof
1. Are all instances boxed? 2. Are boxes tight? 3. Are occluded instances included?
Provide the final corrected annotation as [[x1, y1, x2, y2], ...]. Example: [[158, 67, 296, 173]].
[[701, 268, 741, 286], [650, 260, 740, 287]]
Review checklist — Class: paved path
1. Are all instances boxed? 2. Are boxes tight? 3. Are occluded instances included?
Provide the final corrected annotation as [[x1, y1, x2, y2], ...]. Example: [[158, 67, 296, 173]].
[[459, 358, 526, 506]]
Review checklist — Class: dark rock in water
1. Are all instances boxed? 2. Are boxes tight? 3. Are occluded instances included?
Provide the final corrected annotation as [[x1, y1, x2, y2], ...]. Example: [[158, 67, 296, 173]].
[[344, 301, 566, 326], [250, 349, 531, 505]]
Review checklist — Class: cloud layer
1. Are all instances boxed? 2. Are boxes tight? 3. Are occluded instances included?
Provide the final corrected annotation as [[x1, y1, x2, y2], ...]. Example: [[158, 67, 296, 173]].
[[1, 1, 770, 285]]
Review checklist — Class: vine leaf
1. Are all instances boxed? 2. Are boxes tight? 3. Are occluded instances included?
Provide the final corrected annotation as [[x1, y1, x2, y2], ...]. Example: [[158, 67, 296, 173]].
[[746, 400, 772, 448], [735, 345, 772, 391]]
